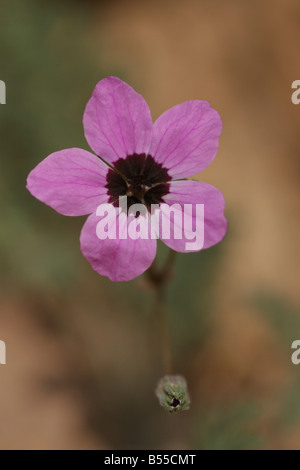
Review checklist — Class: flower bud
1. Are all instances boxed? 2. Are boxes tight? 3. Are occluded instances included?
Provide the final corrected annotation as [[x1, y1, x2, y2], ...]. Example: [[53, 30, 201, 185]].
[[155, 375, 190, 412]]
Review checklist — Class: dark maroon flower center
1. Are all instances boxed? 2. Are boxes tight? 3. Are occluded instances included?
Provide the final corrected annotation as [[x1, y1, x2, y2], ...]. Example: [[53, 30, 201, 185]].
[[105, 154, 171, 213]]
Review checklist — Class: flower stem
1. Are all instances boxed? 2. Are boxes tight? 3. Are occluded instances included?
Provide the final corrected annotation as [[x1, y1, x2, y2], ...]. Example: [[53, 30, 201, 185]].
[[147, 249, 177, 375], [155, 292, 173, 375]]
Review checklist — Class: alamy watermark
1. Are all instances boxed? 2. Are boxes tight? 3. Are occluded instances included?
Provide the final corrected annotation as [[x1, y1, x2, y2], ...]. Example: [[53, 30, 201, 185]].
[[95, 197, 205, 251], [0, 80, 6, 104], [0, 340, 6, 365], [291, 80, 300, 105], [1, 80, 7, 363], [291, 340, 300, 365]]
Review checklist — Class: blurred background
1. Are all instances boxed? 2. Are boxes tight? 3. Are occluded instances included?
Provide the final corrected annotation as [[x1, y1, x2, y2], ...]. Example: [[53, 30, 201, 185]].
[[0, 0, 300, 450]]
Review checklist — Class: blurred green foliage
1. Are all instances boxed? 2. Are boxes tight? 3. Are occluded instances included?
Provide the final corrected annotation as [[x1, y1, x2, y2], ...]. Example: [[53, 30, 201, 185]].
[[0, 0, 117, 290], [253, 293, 300, 427], [193, 402, 262, 450]]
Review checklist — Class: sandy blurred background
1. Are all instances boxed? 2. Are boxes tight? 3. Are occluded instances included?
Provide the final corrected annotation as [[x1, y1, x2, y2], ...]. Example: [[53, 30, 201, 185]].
[[1, 0, 300, 450]]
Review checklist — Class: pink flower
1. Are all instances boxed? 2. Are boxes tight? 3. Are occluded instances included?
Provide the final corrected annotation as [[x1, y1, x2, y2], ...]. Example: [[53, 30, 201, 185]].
[[27, 77, 227, 282]]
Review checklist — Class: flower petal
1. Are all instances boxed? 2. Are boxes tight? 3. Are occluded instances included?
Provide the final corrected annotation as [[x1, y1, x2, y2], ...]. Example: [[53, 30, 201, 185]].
[[83, 77, 153, 164], [150, 101, 222, 179], [80, 209, 157, 282], [26, 148, 109, 216], [159, 180, 227, 252]]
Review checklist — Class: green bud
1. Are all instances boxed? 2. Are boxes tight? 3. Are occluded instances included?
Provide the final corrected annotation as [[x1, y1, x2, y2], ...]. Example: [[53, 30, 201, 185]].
[[155, 375, 190, 413]]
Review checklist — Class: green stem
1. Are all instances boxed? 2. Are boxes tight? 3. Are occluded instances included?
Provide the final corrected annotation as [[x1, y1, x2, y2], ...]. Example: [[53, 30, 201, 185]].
[[147, 249, 177, 375]]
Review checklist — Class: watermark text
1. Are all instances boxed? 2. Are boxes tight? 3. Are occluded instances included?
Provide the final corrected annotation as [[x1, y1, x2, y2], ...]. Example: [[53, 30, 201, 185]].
[[291, 80, 300, 105], [291, 340, 300, 365], [0, 80, 6, 105], [96, 198, 205, 251], [0, 341, 6, 365]]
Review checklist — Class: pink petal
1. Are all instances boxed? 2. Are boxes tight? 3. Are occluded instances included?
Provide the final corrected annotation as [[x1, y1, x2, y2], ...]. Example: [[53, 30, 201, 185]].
[[150, 101, 222, 179], [80, 210, 157, 282], [26, 148, 109, 216], [159, 180, 227, 252], [83, 77, 153, 164]]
